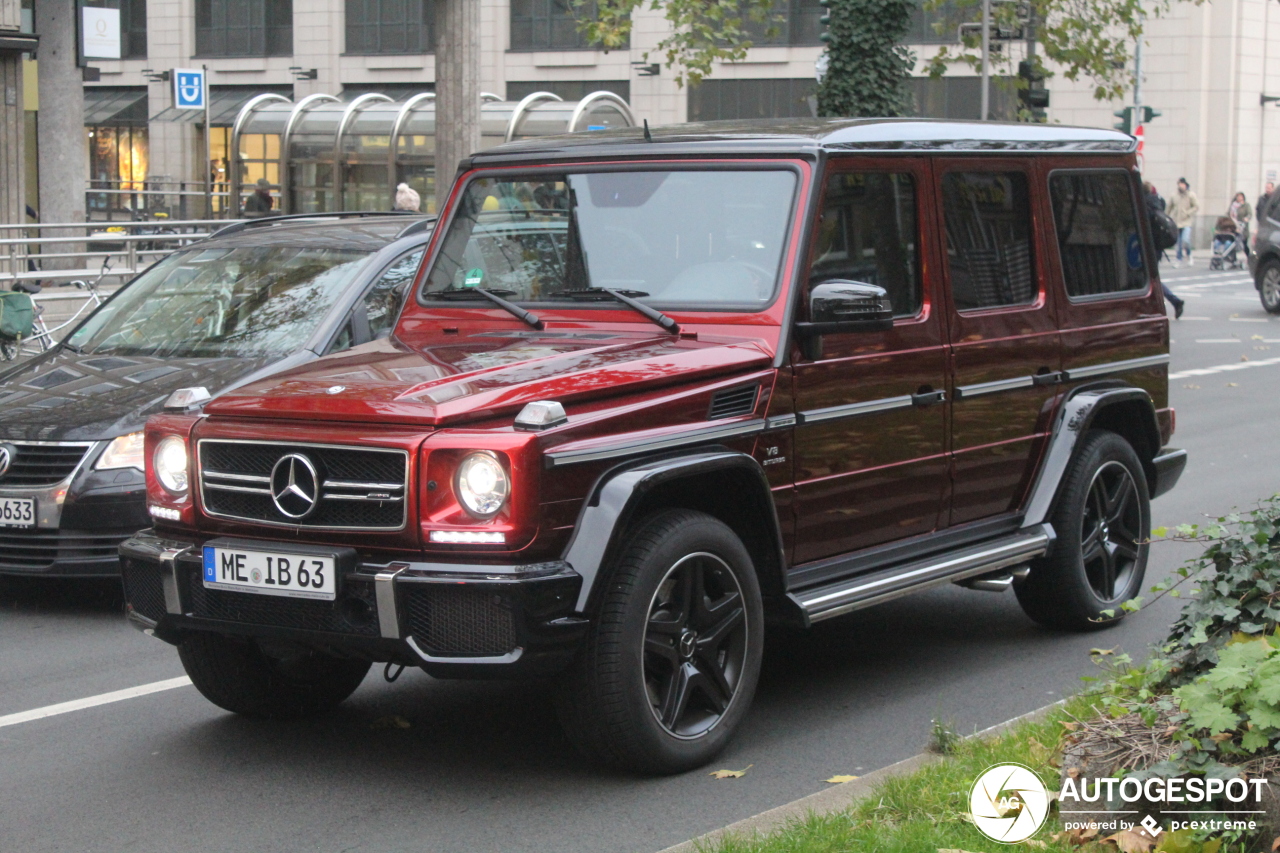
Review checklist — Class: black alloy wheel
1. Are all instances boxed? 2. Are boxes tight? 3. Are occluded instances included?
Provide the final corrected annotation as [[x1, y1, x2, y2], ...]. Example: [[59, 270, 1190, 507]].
[[556, 508, 764, 774], [1015, 429, 1150, 631], [1079, 461, 1142, 602], [1259, 260, 1280, 314], [642, 551, 749, 739]]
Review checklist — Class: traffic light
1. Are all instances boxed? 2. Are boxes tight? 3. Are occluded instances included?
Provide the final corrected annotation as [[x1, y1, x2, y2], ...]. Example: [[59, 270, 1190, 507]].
[[1138, 105, 1161, 124], [1017, 59, 1049, 119], [818, 0, 832, 44], [1113, 106, 1135, 135]]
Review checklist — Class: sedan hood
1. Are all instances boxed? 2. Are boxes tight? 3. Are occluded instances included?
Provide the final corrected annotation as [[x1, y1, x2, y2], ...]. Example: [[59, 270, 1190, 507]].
[[207, 328, 773, 426], [0, 349, 288, 441]]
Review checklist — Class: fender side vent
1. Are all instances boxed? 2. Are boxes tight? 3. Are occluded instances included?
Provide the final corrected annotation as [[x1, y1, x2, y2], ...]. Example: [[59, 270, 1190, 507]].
[[708, 384, 759, 420]]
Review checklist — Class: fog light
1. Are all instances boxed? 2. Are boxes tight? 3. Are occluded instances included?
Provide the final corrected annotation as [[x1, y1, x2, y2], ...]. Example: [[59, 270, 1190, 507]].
[[148, 504, 181, 521], [429, 530, 506, 545]]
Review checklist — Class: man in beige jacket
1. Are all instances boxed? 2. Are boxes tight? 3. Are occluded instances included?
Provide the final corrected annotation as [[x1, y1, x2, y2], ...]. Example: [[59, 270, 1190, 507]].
[[1169, 178, 1200, 267]]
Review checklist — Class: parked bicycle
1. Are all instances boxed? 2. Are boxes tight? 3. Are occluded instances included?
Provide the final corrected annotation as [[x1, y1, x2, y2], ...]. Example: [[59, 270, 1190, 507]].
[[0, 258, 111, 361]]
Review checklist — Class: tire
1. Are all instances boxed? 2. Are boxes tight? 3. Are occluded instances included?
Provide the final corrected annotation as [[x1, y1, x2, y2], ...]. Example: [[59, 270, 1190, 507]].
[[178, 631, 370, 719], [556, 509, 764, 774], [1015, 430, 1150, 631], [1258, 259, 1280, 314]]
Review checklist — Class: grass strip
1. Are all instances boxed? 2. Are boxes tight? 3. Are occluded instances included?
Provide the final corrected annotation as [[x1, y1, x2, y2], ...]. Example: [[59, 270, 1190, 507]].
[[699, 695, 1098, 853]]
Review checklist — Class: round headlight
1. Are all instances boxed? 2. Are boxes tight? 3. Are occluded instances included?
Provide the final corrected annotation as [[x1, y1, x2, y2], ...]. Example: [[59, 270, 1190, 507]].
[[154, 436, 189, 495], [455, 451, 508, 518]]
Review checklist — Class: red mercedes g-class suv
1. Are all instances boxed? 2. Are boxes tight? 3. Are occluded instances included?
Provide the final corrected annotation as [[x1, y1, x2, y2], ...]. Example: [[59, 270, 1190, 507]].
[[122, 119, 1186, 774]]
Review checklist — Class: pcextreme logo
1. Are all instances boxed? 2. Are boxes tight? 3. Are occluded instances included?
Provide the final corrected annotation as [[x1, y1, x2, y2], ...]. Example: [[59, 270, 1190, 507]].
[[970, 763, 1052, 843]]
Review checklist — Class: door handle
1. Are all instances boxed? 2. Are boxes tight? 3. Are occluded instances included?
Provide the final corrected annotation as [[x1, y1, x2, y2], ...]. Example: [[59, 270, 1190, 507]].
[[1032, 370, 1065, 386], [911, 388, 946, 407]]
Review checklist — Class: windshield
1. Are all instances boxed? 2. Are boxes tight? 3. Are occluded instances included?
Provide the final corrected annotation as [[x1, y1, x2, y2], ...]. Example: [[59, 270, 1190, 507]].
[[422, 169, 798, 311], [66, 246, 372, 358]]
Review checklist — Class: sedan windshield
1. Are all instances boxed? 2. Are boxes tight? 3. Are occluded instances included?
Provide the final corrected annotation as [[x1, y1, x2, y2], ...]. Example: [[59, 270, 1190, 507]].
[[65, 246, 372, 358], [422, 169, 798, 311]]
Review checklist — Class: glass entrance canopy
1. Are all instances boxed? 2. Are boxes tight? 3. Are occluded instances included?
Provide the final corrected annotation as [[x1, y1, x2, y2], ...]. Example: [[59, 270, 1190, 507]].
[[229, 91, 635, 216]]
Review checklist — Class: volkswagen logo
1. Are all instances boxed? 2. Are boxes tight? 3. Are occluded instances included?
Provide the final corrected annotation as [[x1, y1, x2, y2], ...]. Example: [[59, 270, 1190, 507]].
[[270, 453, 321, 520], [0, 444, 13, 479]]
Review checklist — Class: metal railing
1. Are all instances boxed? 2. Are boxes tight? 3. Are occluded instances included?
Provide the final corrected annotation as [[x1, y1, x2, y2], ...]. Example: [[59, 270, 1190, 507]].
[[85, 179, 236, 222], [0, 218, 242, 288]]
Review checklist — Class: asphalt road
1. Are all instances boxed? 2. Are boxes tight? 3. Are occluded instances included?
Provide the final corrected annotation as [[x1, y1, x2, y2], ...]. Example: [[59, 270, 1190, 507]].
[[1, 259, 1276, 853]]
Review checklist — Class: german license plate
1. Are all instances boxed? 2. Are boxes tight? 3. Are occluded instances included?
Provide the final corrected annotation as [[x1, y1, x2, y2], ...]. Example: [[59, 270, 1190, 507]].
[[0, 496, 35, 529], [202, 545, 337, 601]]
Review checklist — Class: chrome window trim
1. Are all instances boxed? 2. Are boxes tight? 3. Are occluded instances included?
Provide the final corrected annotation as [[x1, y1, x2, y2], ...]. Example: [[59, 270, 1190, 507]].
[[797, 394, 914, 425], [196, 438, 410, 532], [545, 419, 766, 468], [1065, 353, 1170, 380]]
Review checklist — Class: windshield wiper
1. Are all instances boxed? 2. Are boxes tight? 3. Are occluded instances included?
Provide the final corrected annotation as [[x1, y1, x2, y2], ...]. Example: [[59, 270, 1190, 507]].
[[431, 287, 544, 330], [561, 287, 679, 334]]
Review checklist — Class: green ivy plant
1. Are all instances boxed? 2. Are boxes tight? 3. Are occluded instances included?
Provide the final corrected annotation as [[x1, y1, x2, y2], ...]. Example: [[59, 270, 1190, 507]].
[[816, 0, 915, 118], [1173, 636, 1280, 754]]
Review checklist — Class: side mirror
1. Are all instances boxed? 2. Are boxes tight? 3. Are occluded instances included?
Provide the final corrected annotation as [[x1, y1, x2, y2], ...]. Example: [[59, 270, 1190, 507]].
[[795, 280, 895, 360]]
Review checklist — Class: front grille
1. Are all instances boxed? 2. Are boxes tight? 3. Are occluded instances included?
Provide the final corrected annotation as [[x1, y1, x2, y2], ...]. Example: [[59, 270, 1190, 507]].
[[402, 586, 517, 657], [187, 567, 380, 636], [0, 442, 92, 487], [198, 441, 408, 530], [0, 527, 133, 570], [122, 557, 167, 623]]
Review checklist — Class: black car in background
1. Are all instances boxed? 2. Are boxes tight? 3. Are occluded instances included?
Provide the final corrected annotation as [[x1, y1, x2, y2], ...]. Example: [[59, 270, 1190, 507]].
[[0, 214, 434, 577]]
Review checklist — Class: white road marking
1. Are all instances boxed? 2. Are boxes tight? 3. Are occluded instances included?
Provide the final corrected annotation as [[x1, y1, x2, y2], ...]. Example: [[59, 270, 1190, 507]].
[[0, 676, 192, 729], [1228, 317, 1270, 322], [1195, 339, 1243, 343], [1170, 355, 1280, 379]]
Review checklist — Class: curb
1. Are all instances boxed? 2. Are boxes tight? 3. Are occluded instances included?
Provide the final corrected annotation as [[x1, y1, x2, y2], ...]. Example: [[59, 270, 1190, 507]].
[[655, 697, 1069, 853]]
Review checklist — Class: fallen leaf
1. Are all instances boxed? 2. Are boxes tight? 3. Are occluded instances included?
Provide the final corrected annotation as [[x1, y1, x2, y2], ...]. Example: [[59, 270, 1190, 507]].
[[1252, 334, 1265, 340], [1183, 384, 1201, 389], [1106, 828, 1157, 853], [1269, 837, 1280, 852], [370, 715, 411, 730], [1241, 355, 1250, 362], [1060, 721, 1080, 732], [1211, 731, 1234, 743], [825, 774, 859, 783], [1023, 841, 1049, 849], [1067, 766, 1080, 779], [710, 765, 752, 779], [1090, 647, 1117, 656], [1027, 736, 1050, 764], [1227, 382, 1240, 387], [1256, 346, 1271, 351]]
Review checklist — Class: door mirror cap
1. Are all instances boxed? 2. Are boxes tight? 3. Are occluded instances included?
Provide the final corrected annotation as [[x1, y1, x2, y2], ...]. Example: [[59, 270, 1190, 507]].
[[795, 281, 895, 360]]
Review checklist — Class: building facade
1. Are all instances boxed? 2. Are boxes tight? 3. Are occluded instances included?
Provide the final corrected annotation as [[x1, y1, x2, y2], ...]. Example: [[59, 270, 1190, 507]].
[[14, 0, 1280, 240]]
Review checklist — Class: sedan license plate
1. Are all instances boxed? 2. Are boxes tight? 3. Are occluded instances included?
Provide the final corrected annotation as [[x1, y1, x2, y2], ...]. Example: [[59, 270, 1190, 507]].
[[0, 496, 35, 529], [202, 546, 336, 601]]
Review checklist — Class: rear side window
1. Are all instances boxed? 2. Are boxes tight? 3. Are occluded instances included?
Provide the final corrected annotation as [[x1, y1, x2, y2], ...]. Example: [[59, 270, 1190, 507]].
[[941, 171, 1037, 311], [1049, 171, 1147, 299], [809, 171, 921, 317]]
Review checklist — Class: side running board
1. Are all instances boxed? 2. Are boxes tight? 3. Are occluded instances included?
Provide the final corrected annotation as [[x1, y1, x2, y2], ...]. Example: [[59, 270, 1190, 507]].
[[791, 525, 1054, 624]]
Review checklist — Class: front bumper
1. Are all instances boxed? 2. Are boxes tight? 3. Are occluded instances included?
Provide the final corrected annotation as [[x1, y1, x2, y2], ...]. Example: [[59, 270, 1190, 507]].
[[119, 529, 587, 679]]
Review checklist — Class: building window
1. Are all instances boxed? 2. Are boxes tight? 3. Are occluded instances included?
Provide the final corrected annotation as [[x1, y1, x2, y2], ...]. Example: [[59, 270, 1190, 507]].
[[742, 0, 826, 47], [907, 76, 1015, 121], [905, 0, 963, 44], [506, 80, 629, 102], [510, 0, 625, 51], [195, 0, 293, 57], [687, 78, 815, 122], [86, 1, 147, 58], [345, 0, 436, 55]]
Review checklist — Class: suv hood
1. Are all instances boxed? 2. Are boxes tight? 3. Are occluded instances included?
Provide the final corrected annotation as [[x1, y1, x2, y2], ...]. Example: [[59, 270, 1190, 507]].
[[207, 329, 773, 426], [0, 349, 289, 441]]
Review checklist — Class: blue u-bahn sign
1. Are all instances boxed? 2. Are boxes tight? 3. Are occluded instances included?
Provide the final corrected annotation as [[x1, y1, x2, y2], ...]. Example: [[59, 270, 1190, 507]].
[[173, 68, 206, 110]]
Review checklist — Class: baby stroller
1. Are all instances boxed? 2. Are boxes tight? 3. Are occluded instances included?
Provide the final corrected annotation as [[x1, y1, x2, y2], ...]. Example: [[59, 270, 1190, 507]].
[[1210, 216, 1245, 270]]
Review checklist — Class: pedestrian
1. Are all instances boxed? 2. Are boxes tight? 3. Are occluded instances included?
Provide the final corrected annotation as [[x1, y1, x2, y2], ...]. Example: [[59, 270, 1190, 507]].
[[1169, 178, 1200, 267], [1258, 181, 1274, 219], [243, 178, 274, 218], [1145, 182, 1185, 319], [1228, 191, 1253, 258], [393, 182, 421, 212]]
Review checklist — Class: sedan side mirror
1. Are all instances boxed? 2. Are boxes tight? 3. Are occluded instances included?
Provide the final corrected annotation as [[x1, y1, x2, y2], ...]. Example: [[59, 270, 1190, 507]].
[[795, 280, 895, 360]]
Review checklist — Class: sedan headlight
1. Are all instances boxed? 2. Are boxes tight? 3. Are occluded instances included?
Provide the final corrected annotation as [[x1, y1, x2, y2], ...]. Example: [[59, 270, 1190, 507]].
[[95, 432, 145, 471], [153, 436, 189, 495], [455, 451, 509, 518]]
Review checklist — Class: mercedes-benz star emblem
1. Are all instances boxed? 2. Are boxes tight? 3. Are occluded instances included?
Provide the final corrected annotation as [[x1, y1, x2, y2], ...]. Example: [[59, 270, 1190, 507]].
[[0, 445, 13, 479], [270, 453, 321, 520]]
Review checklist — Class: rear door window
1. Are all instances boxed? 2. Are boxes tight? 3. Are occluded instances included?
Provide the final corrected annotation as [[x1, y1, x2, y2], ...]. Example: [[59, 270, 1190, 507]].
[[1049, 171, 1147, 299], [940, 171, 1037, 311]]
